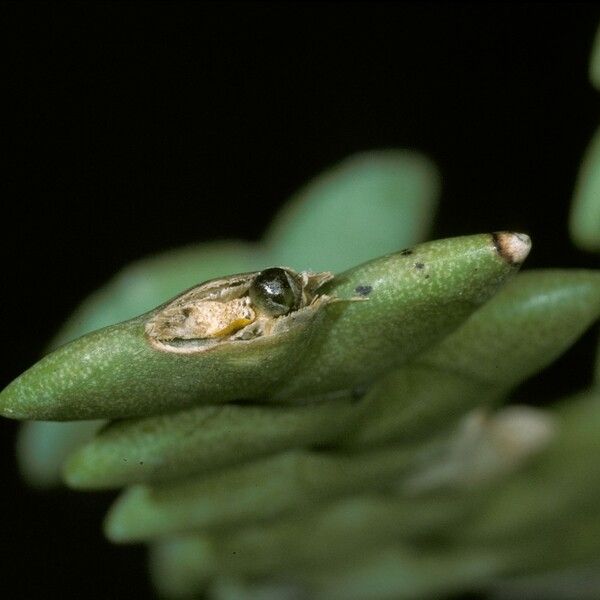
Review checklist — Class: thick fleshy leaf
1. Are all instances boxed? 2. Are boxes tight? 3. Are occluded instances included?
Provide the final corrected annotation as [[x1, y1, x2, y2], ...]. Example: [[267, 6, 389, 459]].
[[30, 265, 583, 493], [63, 398, 362, 489], [148, 495, 467, 595], [145, 406, 553, 594], [569, 126, 600, 252], [20, 243, 263, 487], [349, 269, 600, 447], [142, 398, 564, 597], [197, 544, 503, 600], [217, 494, 455, 573], [488, 510, 600, 580], [63, 388, 553, 494], [271, 233, 529, 400], [263, 150, 440, 272], [1, 233, 528, 420], [488, 565, 600, 600], [64, 270, 600, 487], [595, 334, 600, 384], [65, 269, 594, 491], [149, 536, 215, 599], [104, 446, 418, 543], [282, 548, 503, 600], [16, 420, 103, 488], [457, 389, 600, 561], [398, 406, 555, 495], [103, 401, 548, 543], [417, 271, 600, 385], [18, 150, 440, 484], [209, 578, 306, 600]]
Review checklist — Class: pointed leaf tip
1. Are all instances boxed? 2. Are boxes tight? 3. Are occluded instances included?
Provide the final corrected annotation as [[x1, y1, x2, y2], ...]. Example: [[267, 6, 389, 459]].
[[1, 233, 527, 421]]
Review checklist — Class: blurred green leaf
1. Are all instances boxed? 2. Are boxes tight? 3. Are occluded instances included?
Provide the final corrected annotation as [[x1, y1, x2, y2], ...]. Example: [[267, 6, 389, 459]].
[[488, 565, 600, 600], [595, 333, 600, 384], [16, 420, 103, 488], [146, 406, 551, 585], [349, 270, 600, 446], [569, 126, 600, 252], [148, 494, 467, 596], [104, 445, 418, 543], [297, 547, 503, 600], [456, 388, 600, 572], [103, 399, 549, 544], [263, 150, 440, 272]]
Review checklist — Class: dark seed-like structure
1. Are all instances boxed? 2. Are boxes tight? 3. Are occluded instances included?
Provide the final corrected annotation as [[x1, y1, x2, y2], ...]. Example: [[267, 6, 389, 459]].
[[249, 268, 303, 317]]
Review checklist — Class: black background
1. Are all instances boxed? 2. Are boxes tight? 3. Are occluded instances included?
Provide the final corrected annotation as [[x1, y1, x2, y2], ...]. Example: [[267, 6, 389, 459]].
[[2, 2, 599, 599]]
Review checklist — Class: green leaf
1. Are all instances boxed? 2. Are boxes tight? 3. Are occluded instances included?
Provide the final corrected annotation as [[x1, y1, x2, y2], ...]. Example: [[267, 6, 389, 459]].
[[489, 510, 600, 579], [103, 446, 418, 543], [595, 333, 600, 385], [487, 565, 600, 599], [271, 232, 529, 400], [1, 233, 527, 420], [18, 243, 264, 486], [569, 126, 600, 252], [103, 399, 548, 543], [16, 150, 441, 483], [16, 420, 103, 488], [451, 394, 600, 578], [263, 150, 440, 272], [149, 536, 214, 599], [63, 398, 362, 489], [63, 268, 593, 490], [397, 406, 555, 496], [348, 269, 600, 447], [148, 494, 467, 594], [197, 537, 499, 599], [144, 404, 552, 597], [283, 547, 503, 600]]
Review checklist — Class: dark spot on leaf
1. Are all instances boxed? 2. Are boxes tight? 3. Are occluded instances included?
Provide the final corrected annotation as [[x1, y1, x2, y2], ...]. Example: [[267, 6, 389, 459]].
[[400, 248, 413, 256], [414, 262, 425, 270], [139, 461, 144, 465], [354, 285, 372, 297]]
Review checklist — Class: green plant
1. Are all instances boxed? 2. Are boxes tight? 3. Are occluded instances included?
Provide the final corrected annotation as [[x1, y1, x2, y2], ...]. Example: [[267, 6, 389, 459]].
[[3, 28, 600, 600]]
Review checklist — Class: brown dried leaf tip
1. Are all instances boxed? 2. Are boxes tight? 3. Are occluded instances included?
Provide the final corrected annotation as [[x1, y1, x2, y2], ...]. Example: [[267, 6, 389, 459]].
[[145, 267, 334, 354], [492, 231, 531, 265]]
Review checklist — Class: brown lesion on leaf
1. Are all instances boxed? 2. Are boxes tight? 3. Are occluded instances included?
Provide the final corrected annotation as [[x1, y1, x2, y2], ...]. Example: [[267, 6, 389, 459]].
[[145, 268, 334, 354]]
